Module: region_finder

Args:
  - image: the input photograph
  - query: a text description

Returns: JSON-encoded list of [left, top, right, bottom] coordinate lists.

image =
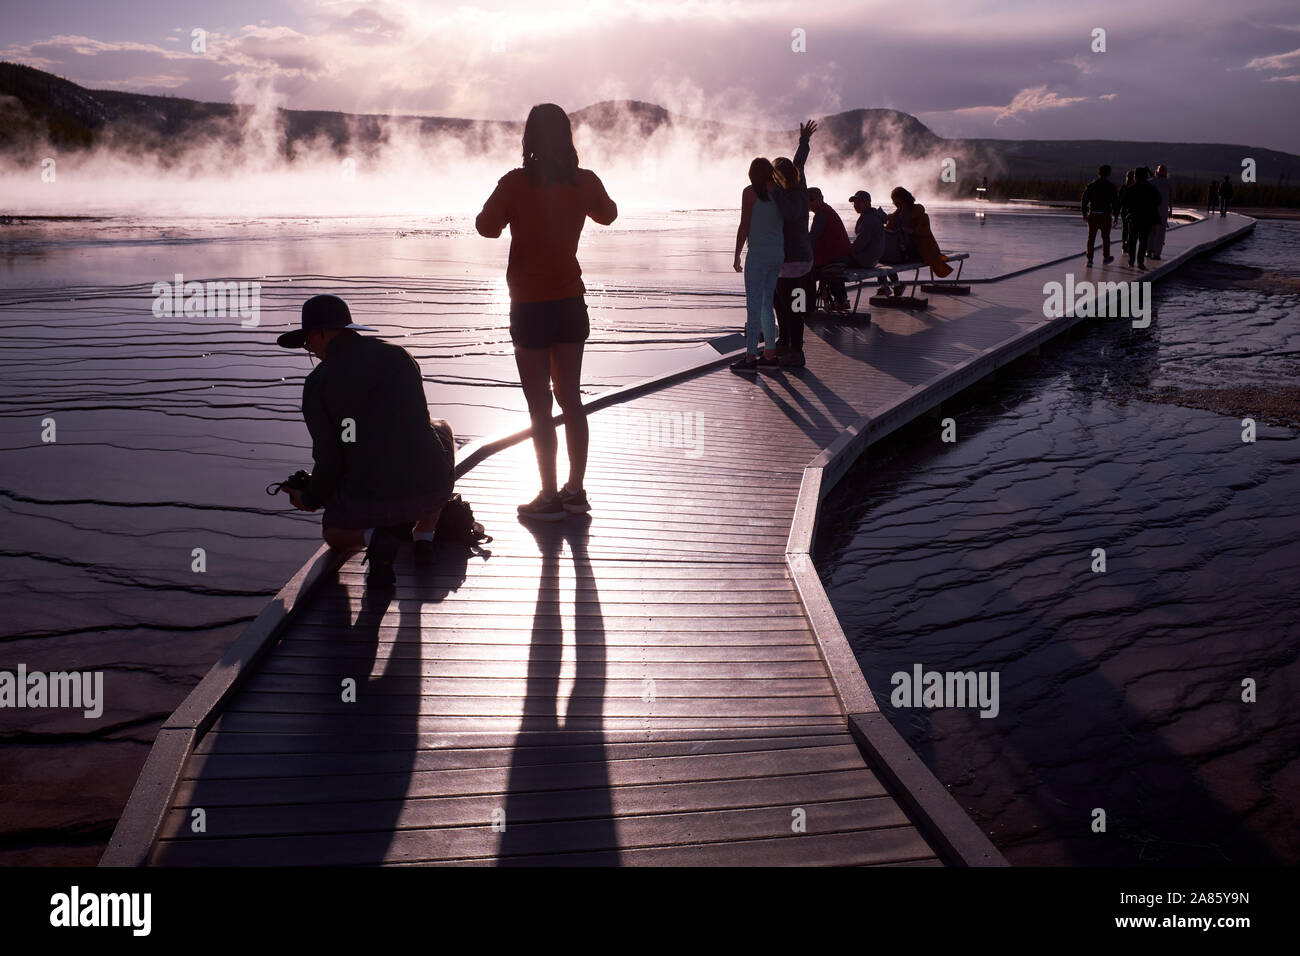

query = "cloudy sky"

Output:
[[4, 0, 1300, 152]]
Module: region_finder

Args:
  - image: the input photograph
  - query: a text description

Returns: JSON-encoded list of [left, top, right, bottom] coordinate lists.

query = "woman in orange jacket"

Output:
[[883, 187, 953, 279]]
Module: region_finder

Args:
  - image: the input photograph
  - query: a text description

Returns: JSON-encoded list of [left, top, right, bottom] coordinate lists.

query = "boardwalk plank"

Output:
[[123, 214, 1249, 867]]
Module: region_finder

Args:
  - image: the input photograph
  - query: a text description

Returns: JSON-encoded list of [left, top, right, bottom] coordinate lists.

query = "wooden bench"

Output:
[[817, 253, 971, 314]]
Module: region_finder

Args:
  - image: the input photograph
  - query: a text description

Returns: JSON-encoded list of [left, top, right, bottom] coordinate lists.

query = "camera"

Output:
[[266, 469, 312, 497]]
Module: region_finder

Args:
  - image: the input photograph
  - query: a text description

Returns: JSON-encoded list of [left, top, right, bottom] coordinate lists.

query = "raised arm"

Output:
[[793, 120, 817, 179]]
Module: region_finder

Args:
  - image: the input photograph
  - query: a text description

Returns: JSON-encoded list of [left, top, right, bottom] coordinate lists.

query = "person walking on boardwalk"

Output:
[[476, 103, 618, 521], [276, 294, 457, 588], [1219, 175, 1234, 217], [1117, 169, 1136, 261], [1126, 167, 1162, 270], [1081, 164, 1119, 266], [1147, 164, 1173, 259], [1207, 179, 1219, 216], [731, 157, 784, 373], [770, 120, 818, 368]]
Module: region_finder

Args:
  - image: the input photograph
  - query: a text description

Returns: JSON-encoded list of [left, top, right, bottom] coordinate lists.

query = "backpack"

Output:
[[435, 494, 492, 553]]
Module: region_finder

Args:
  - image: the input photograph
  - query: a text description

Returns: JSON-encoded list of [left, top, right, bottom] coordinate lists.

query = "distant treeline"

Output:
[[949, 177, 1300, 209]]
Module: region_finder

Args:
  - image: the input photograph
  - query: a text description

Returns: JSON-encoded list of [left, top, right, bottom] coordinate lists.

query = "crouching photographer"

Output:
[[273, 294, 455, 587]]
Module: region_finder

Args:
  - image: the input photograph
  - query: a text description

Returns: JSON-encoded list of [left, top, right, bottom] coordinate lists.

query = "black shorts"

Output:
[[509, 295, 589, 349]]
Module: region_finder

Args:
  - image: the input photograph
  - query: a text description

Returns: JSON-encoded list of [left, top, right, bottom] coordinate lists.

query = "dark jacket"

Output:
[[810, 204, 852, 268], [771, 133, 813, 263], [1081, 177, 1119, 217], [1126, 182, 1162, 226], [851, 207, 888, 267], [1117, 183, 1133, 218], [300, 330, 452, 509]]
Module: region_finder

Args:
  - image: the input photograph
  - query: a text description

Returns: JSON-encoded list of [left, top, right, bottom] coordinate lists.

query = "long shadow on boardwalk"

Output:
[[154, 548, 466, 865], [498, 516, 618, 864]]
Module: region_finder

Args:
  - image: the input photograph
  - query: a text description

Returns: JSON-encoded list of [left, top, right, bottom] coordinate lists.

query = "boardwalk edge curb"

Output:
[[99, 341, 746, 867]]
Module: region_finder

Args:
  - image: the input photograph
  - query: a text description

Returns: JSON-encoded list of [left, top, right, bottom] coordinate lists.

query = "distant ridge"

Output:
[[3, 61, 1299, 193]]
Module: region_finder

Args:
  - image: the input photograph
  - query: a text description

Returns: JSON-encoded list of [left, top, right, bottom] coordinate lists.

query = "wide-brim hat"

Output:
[[276, 294, 376, 348]]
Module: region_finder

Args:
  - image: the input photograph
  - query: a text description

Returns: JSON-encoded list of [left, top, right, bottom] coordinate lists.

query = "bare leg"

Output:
[[415, 418, 455, 531], [515, 345, 558, 496], [549, 341, 588, 491], [323, 527, 365, 551]]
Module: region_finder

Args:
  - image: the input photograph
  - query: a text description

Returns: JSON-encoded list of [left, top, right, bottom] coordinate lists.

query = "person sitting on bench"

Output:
[[848, 189, 900, 296], [808, 187, 853, 311], [882, 186, 953, 283]]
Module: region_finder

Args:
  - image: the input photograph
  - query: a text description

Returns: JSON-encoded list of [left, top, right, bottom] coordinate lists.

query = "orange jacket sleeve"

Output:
[[475, 172, 514, 238]]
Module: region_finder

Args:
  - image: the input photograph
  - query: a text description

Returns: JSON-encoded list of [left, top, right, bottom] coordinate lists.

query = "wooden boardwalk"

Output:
[[103, 211, 1255, 866]]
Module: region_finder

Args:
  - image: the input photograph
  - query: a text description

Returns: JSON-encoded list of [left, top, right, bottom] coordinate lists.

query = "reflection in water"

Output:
[[0, 209, 1264, 862], [815, 222, 1300, 865]]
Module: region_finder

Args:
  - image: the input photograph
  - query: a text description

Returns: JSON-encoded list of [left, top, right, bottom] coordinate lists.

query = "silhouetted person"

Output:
[[1116, 169, 1137, 261], [731, 157, 783, 372], [770, 120, 817, 368], [1147, 164, 1173, 259], [1081, 164, 1119, 266], [883, 186, 953, 280], [848, 189, 897, 294], [1207, 179, 1219, 215], [275, 294, 456, 587], [807, 187, 852, 311], [1127, 167, 1162, 270], [476, 103, 617, 521], [1219, 175, 1233, 217]]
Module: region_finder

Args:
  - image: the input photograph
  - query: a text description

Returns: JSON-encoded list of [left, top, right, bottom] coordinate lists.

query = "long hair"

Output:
[[522, 103, 579, 186], [748, 157, 773, 201], [772, 156, 799, 189], [890, 186, 915, 208]]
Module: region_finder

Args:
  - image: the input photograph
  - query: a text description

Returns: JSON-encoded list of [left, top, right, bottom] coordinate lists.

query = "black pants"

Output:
[[816, 259, 850, 306], [774, 274, 813, 352], [1132, 221, 1153, 265], [1121, 215, 1133, 256], [1086, 213, 1112, 260]]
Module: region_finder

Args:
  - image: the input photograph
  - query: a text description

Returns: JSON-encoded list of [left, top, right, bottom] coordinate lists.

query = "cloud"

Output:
[[993, 86, 1088, 126], [4, 0, 1300, 151], [1244, 46, 1300, 70]]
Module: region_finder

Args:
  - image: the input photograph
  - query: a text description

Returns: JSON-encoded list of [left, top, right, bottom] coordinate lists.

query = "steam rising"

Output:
[[0, 79, 987, 219]]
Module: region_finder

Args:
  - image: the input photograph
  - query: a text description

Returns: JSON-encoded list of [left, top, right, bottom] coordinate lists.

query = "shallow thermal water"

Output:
[[816, 220, 1300, 866], [0, 204, 1220, 864]]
